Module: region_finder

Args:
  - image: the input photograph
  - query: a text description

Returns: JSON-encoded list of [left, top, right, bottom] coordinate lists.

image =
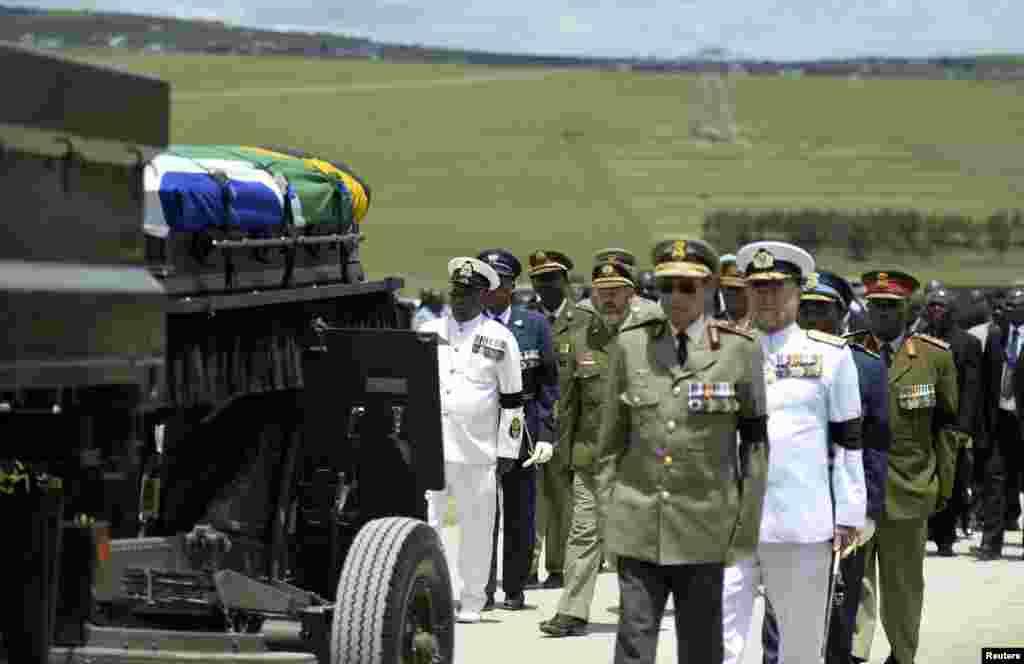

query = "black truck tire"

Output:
[[331, 517, 454, 664]]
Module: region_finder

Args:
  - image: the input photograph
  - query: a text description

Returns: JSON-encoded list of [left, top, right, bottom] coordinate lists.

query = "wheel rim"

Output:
[[402, 560, 452, 664]]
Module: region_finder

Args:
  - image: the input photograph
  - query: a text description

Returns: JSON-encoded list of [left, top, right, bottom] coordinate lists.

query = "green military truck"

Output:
[[0, 43, 453, 664]]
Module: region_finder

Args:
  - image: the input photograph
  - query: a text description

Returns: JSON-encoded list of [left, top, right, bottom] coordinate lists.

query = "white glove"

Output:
[[840, 517, 876, 559], [858, 517, 876, 547], [522, 442, 554, 468]]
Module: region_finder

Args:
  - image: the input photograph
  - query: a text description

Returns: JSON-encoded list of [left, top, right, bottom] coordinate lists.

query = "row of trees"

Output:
[[702, 209, 1024, 261]]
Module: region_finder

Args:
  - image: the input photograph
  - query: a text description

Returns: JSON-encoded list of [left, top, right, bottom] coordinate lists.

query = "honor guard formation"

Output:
[[408, 236, 1016, 664]]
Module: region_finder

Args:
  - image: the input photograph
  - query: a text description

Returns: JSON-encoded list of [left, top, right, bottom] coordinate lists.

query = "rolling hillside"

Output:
[[53, 50, 1024, 286]]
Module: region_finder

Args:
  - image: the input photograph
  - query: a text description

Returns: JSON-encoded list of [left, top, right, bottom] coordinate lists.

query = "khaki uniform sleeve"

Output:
[[595, 338, 629, 495], [557, 327, 581, 458], [934, 348, 960, 504], [737, 339, 768, 450]]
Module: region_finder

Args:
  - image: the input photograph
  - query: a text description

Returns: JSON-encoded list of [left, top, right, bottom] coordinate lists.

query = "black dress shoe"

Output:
[[937, 544, 956, 557], [539, 613, 588, 637], [970, 545, 1001, 561], [482, 596, 495, 612], [541, 573, 565, 589], [502, 593, 526, 610], [523, 574, 542, 589]]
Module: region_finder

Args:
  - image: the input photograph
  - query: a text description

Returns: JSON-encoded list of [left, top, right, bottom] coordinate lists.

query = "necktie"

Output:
[[880, 344, 893, 369], [1003, 325, 1018, 399], [677, 332, 689, 368]]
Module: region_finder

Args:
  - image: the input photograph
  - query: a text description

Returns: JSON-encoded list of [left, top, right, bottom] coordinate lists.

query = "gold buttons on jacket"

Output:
[[667, 420, 676, 432], [664, 456, 673, 465], [661, 490, 670, 499], [673, 385, 682, 396]]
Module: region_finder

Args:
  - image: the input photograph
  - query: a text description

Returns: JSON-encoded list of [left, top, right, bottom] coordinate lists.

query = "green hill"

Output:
[[63, 52, 1024, 286]]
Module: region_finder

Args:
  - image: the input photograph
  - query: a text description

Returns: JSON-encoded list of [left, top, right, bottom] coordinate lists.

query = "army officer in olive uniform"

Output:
[[528, 250, 592, 589], [848, 271, 960, 664], [596, 238, 768, 664], [540, 249, 660, 638]]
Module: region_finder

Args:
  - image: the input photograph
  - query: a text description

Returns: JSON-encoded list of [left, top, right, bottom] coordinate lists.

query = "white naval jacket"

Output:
[[759, 323, 867, 543], [421, 313, 524, 465]]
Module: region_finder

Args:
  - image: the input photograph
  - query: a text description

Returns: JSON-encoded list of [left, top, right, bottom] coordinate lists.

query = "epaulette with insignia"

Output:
[[848, 342, 880, 360], [913, 333, 951, 351], [620, 315, 664, 335], [709, 320, 755, 341], [807, 329, 847, 347]]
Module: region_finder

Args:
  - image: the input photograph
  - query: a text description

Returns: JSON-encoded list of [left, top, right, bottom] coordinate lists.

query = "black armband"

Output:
[[499, 392, 525, 409], [737, 416, 768, 446], [829, 418, 863, 450]]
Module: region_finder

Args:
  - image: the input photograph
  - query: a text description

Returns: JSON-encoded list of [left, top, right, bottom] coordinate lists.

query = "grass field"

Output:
[[77, 51, 1024, 285]]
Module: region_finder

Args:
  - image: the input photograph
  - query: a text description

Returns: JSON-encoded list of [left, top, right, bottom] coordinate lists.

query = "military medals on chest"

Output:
[[767, 353, 823, 380]]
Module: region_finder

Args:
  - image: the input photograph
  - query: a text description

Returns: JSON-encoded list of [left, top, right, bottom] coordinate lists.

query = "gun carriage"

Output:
[[0, 43, 452, 664]]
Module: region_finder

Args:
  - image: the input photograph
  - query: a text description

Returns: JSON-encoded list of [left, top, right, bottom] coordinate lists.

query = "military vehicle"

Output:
[[0, 43, 453, 664]]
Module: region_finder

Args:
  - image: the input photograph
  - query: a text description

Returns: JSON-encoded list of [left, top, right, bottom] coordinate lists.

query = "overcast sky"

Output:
[[17, 0, 1020, 60]]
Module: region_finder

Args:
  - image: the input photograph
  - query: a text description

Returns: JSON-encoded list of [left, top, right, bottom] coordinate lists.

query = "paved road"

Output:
[[442, 526, 1024, 663]]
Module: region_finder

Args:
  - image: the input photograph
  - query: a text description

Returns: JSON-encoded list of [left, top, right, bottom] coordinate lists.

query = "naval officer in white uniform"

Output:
[[422, 256, 527, 624], [722, 241, 866, 664]]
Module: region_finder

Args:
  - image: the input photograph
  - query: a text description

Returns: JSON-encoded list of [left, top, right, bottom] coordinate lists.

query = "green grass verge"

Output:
[[75, 52, 1024, 285]]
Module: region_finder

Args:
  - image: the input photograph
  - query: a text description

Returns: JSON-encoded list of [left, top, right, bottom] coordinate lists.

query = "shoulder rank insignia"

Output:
[[710, 320, 756, 341], [913, 333, 951, 351], [621, 316, 663, 335], [849, 342, 880, 360], [807, 329, 847, 347]]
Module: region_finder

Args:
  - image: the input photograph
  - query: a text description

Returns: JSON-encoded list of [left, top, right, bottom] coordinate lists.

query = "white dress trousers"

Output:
[[428, 461, 497, 614], [723, 542, 831, 664]]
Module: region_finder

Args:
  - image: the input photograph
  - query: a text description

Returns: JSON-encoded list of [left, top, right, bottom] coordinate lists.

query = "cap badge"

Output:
[[877, 272, 889, 288], [752, 249, 775, 270], [601, 264, 616, 276], [671, 240, 688, 260], [457, 261, 475, 281], [805, 272, 819, 290], [488, 253, 500, 264]]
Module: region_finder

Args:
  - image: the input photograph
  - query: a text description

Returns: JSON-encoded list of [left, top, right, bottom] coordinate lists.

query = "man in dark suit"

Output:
[[920, 289, 982, 554], [974, 287, 1024, 559]]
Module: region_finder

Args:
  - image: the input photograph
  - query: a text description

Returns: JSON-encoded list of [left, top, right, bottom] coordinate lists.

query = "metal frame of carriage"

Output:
[[1, 42, 454, 664]]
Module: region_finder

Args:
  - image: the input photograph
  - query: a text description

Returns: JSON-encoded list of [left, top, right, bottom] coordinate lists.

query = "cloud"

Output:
[[14, 0, 1018, 60]]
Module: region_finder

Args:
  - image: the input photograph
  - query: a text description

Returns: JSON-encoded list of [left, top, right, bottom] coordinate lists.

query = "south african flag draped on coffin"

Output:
[[143, 145, 371, 238]]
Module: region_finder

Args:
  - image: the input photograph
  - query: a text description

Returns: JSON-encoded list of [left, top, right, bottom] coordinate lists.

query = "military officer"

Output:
[[848, 270, 960, 664], [723, 242, 865, 664], [527, 250, 592, 589], [762, 270, 893, 664], [421, 257, 527, 624], [476, 249, 560, 611], [596, 238, 768, 664], [717, 253, 753, 328], [539, 249, 660, 638]]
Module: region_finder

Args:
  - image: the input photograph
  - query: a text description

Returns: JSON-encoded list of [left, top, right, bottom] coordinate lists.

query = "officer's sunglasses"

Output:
[[655, 278, 699, 295]]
